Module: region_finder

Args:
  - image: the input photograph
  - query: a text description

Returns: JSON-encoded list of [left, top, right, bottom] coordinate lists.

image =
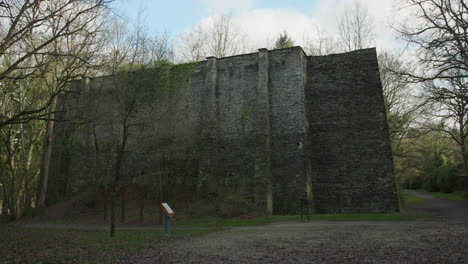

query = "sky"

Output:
[[111, 0, 407, 54]]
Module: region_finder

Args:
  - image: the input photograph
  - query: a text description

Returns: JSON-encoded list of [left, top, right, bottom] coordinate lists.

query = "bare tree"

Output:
[[395, 0, 467, 177], [337, 0, 374, 51], [303, 26, 342, 56], [178, 24, 207, 62], [422, 76, 467, 177], [177, 13, 246, 61], [378, 51, 422, 178], [98, 15, 175, 236], [395, 0, 467, 82], [206, 13, 245, 58], [148, 31, 174, 63], [0, 0, 111, 128], [379, 51, 415, 147]]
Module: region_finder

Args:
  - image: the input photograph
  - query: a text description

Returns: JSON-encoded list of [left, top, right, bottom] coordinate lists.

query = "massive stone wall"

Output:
[[305, 48, 399, 213], [47, 47, 399, 214]]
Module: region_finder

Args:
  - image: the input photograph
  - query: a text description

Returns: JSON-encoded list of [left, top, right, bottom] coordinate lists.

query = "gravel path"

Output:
[[126, 191, 468, 264], [405, 189, 468, 219]]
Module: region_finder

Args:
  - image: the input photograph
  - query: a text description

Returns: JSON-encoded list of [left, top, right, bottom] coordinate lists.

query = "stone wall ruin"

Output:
[[47, 47, 400, 214]]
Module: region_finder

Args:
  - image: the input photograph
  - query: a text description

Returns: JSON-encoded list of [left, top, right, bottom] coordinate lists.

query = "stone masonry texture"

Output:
[[47, 47, 399, 214]]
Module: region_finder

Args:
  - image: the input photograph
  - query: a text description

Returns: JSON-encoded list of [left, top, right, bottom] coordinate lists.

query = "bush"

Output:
[[402, 176, 424, 190], [422, 164, 458, 193]]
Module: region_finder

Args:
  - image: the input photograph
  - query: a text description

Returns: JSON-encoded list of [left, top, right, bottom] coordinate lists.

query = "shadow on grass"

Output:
[[0, 226, 218, 264]]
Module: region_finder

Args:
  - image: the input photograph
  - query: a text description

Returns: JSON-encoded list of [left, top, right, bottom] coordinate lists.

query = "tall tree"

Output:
[[98, 15, 175, 237], [337, 0, 374, 51], [378, 51, 420, 177], [206, 13, 245, 58], [0, 0, 111, 215], [422, 76, 467, 178], [273, 32, 294, 50], [303, 26, 342, 56], [178, 24, 207, 62], [0, 0, 111, 128]]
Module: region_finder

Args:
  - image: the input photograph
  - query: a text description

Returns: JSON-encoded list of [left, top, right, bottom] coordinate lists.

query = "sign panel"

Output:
[[161, 203, 175, 217]]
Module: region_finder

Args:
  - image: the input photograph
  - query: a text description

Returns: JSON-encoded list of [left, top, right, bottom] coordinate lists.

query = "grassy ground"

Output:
[[417, 189, 468, 201], [0, 225, 218, 264], [402, 190, 425, 203], [172, 213, 426, 227]]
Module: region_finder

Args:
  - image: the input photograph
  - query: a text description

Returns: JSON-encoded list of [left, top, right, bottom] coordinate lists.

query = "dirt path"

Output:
[[124, 190, 468, 264], [405, 190, 468, 219]]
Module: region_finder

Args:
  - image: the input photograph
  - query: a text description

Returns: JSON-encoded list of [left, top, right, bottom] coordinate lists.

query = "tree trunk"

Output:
[[20, 126, 35, 216], [159, 189, 163, 225], [37, 96, 58, 208], [110, 191, 116, 237], [458, 117, 467, 178], [1, 188, 8, 220], [109, 121, 128, 237], [121, 188, 126, 224], [103, 188, 108, 222], [139, 190, 145, 224], [461, 140, 468, 178], [13, 193, 22, 219]]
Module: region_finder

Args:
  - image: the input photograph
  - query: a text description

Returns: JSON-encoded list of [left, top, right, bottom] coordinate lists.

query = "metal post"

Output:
[[163, 214, 170, 235]]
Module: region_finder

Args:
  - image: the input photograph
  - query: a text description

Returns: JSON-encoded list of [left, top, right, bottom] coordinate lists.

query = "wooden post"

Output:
[[121, 188, 126, 224]]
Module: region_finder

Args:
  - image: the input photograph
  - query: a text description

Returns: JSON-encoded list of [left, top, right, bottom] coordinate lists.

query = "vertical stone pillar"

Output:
[[202, 56, 218, 138], [198, 57, 218, 186], [256, 48, 273, 214], [269, 47, 309, 214]]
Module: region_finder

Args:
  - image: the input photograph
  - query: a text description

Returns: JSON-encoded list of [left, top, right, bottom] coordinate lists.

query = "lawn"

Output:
[[402, 190, 425, 203], [0, 226, 218, 264]]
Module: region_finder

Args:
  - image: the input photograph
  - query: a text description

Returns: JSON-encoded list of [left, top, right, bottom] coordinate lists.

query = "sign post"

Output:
[[160, 202, 175, 235]]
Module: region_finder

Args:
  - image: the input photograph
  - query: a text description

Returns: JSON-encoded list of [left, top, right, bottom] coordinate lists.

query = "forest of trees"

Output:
[[0, 0, 466, 234]]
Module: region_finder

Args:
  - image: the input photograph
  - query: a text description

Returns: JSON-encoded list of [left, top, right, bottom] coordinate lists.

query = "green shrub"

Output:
[[422, 164, 458, 193]]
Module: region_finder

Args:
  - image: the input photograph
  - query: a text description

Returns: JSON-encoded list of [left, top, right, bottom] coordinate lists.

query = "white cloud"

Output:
[[185, 0, 409, 55], [233, 8, 319, 49]]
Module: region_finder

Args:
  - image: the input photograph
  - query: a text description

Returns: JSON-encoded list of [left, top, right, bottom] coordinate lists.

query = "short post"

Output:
[[163, 214, 170, 234], [160, 202, 175, 235]]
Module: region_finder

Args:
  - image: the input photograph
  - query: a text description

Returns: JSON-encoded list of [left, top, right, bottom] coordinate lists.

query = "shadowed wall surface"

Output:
[[47, 47, 399, 214]]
